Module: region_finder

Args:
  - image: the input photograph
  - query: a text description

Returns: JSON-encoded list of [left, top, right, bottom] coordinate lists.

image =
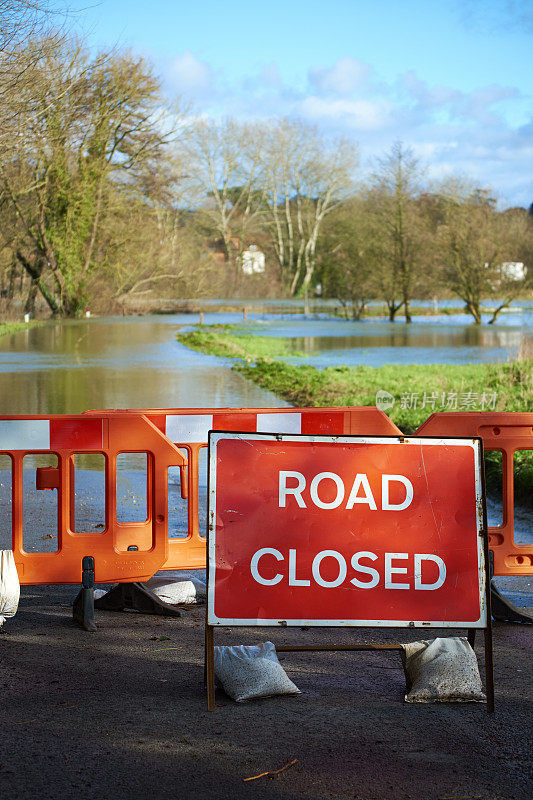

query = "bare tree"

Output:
[[100, 153, 213, 307], [370, 142, 424, 322], [437, 184, 530, 324], [1, 1, 48, 56], [262, 120, 358, 299], [0, 2, 67, 98], [187, 119, 265, 273], [318, 195, 379, 320]]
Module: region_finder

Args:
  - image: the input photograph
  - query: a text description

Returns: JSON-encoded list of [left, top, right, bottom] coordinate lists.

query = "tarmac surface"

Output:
[[0, 586, 531, 800]]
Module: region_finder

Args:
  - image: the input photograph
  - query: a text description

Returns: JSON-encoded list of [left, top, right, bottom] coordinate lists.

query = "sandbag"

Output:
[[0, 550, 20, 626], [92, 574, 206, 606], [213, 642, 301, 702], [401, 637, 486, 703], [145, 576, 201, 605]]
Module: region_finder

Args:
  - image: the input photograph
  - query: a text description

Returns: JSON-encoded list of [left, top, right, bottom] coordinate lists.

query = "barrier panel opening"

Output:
[[72, 453, 106, 533], [116, 452, 148, 524], [513, 450, 532, 546], [485, 450, 504, 528], [198, 446, 208, 539], [23, 453, 59, 553], [168, 459, 189, 539], [0, 454, 12, 549]]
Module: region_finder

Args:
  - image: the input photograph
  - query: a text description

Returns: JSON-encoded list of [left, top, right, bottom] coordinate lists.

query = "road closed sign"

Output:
[[207, 434, 487, 628]]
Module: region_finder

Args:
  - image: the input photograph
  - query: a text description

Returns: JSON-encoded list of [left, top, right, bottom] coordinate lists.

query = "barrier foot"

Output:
[[72, 556, 97, 632], [490, 580, 533, 624], [94, 582, 182, 617]]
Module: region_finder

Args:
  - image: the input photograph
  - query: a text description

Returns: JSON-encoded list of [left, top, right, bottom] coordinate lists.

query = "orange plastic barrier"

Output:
[[415, 412, 533, 576], [87, 407, 401, 570], [0, 414, 186, 584], [6, 406, 530, 581]]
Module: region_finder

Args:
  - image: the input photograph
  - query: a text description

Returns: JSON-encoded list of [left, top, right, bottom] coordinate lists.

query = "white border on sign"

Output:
[[207, 433, 487, 629]]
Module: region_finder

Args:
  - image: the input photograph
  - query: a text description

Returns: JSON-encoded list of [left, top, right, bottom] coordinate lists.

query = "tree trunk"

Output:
[[387, 300, 403, 321], [24, 282, 38, 315], [17, 251, 62, 316], [466, 299, 482, 324], [8, 260, 18, 299], [488, 302, 509, 324], [351, 299, 366, 321]]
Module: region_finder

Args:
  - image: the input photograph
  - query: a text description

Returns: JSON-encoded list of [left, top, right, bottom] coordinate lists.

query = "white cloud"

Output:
[[308, 56, 372, 95], [299, 96, 387, 130], [398, 71, 460, 109], [452, 84, 520, 125], [160, 52, 531, 207], [168, 51, 214, 94]]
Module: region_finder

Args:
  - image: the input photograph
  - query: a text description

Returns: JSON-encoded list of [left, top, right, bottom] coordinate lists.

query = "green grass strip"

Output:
[[178, 324, 533, 504], [0, 321, 41, 338], [177, 324, 306, 360]]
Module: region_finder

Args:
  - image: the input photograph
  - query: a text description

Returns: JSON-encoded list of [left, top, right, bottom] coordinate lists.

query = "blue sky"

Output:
[[74, 0, 532, 208]]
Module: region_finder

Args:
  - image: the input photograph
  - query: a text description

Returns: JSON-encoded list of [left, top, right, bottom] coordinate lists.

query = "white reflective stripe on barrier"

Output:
[[165, 415, 214, 443], [0, 420, 50, 450], [256, 413, 301, 434]]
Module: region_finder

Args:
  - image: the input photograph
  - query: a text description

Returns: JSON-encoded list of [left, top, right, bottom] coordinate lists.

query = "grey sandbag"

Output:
[[213, 642, 301, 702], [401, 637, 486, 703]]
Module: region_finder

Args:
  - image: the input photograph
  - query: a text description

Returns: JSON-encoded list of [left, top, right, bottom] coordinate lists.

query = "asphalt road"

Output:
[[0, 586, 531, 800]]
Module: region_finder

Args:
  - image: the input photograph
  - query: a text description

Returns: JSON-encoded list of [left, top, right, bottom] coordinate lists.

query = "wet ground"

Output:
[[0, 586, 531, 800]]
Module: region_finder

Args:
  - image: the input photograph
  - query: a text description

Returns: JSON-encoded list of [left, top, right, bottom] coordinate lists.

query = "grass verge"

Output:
[[177, 324, 533, 505], [0, 321, 40, 338], [177, 324, 306, 359]]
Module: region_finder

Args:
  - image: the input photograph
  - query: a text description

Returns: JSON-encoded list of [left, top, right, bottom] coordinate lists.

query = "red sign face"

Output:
[[207, 435, 486, 628]]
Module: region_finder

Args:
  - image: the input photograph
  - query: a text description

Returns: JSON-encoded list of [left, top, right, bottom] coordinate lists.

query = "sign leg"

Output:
[[205, 624, 215, 711], [484, 624, 495, 713]]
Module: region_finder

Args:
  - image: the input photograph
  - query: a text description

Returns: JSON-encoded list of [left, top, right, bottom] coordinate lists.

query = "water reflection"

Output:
[[1, 312, 531, 410], [292, 327, 526, 351], [244, 315, 532, 366], [0, 315, 289, 414]]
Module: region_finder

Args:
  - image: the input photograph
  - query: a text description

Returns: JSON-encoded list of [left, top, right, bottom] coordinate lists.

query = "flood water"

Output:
[[0, 314, 289, 414], [0, 311, 530, 607], [239, 311, 532, 367], [0, 311, 531, 414]]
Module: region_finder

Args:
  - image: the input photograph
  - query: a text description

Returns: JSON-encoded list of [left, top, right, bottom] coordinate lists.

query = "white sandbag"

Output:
[[401, 637, 486, 703], [171, 572, 206, 598], [214, 642, 301, 702], [145, 576, 198, 605], [0, 550, 20, 626]]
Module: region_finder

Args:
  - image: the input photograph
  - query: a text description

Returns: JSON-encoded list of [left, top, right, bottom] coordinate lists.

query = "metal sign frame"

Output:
[[205, 432, 494, 712]]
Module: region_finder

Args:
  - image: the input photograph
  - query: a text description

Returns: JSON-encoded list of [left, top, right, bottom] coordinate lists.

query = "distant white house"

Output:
[[485, 261, 527, 286], [241, 245, 265, 275], [500, 262, 527, 282]]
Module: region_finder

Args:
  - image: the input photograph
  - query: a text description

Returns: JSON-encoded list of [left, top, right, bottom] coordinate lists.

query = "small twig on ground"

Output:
[[242, 758, 298, 782]]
